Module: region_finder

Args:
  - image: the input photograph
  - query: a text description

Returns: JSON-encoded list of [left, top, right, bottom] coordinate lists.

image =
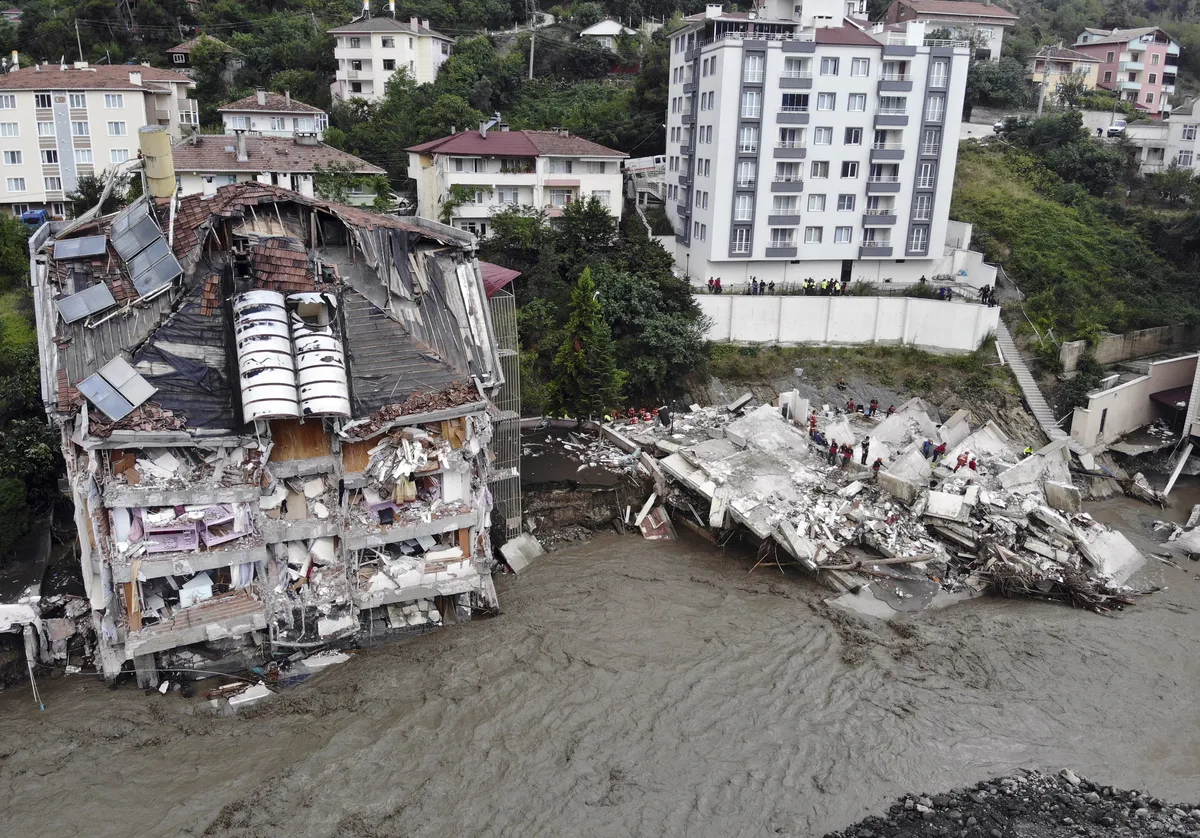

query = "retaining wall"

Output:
[[1060, 324, 1200, 372]]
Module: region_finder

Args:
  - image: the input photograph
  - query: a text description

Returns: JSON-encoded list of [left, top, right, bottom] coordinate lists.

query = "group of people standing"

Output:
[[977, 285, 999, 307], [808, 410, 885, 479]]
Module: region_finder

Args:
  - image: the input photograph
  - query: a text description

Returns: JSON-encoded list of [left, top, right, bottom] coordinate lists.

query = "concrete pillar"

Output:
[[133, 654, 159, 690]]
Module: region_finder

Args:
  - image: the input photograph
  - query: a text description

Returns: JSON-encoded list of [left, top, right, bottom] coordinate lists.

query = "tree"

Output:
[[1054, 70, 1090, 110], [557, 196, 618, 271], [966, 57, 1029, 111], [547, 268, 624, 418], [65, 170, 127, 217], [571, 2, 606, 27], [0, 477, 30, 557], [312, 162, 392, 208], [0, 215, 28, 293], [1145, 162, 1197, 206]]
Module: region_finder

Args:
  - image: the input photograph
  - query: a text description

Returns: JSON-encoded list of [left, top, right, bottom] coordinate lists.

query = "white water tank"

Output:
[[289, 293, 351, 418], [233, 290, 300, 421]]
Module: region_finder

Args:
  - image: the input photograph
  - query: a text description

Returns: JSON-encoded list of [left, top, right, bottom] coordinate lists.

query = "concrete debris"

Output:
[[500, 533, 545, 574], [611, 393, 1151, 616]]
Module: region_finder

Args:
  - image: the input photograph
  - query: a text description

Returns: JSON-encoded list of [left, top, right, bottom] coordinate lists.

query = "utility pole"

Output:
[[1036, 65, 1049, 116], [527, 0, 536, 79], [74, 20, 84, 63]]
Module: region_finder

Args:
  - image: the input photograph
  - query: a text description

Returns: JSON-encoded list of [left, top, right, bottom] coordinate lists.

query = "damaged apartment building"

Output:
[[28, 180, 513, 685]]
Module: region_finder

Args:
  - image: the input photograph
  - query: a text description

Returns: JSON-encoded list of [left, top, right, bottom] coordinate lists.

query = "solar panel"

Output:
[[99, 357, 157, 406], [111, 214, 162, 260], [131, 251, 183, 298], [55, 283, 117, 324], [127, 236, 171, 278], [53, 235, 108, 260], [78, 374, 136, 421], [109, 196, 149, 238]]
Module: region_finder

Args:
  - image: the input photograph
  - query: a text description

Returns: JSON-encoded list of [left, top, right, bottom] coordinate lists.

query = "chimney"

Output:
[[285, 90, 291, 107], [422, 18, 429, 29], [479, 121, 489, 138], [410, 16, 419, 32], [234, 129, 249, 162], [129, 70, 142, 86], [9, 50, 16, 68], [256, 88, 266, 105], [202, 176, 217, 199], [450, 125, 455, 134]]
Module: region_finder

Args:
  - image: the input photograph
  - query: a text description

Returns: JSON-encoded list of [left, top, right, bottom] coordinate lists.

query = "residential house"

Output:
[[28, 181, 508, 686], [1, 8, 22, 26], [1121, 98, 1200, 174], [165, 35, 243, 84], [1025, 44, 1100, 103], [884, 0, 1018, 60], [329, 15, 453, 102], [664, 3, 970, 287], [1073, 26, 1180, 117], [218, 90, 329, 140], [170, 132, 385, 204], [0, 62, 197, 218], [580, 19, 637, 51], [406, 123, 627, 239]]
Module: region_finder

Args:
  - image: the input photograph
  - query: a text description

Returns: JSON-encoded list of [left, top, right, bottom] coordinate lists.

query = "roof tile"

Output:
[[0, 63, 193, 91], [170, 135, 384, 175], [218, 92, 324, 115], [407, 128, 626, 158]]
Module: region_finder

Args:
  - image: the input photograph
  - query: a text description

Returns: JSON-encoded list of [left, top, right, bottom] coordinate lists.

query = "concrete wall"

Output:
[[698, 295, 998, 353], [1069, 354, 1198, 447], [1059, 323, 1200, 372]]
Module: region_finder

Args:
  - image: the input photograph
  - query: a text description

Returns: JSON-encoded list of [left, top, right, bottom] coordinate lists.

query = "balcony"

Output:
[[859, 241, 894, 257], [1164, 84, 1176, 95], [738, 142, 759, 154], [924, 109, 945, 123], [1119, 79, 1142, 91], [768, 213, 801, 225], [916, 177, 936, 189], [874, 110, 908, 127], [681, 110, 695, 124], [869, 143, 904, 161], [774, 142, 807, 159], [765, 246, 799, 257], [683, 81, 694, 93], [678, 170, 692, 185], [676, 204, 690, 218], [1120, 60, 1143, 72], [778, 107, 809, 124], [780, 72, 813, 89], [740, 108, 762, 120], [919, 143, 941, 156], [866, 176, 902, 194], [743, 71, 764, 84], [770, 177, 805, 192], [878, 74, 913, 93], [928, 73, 949, 89], [862, 211, 896, 225], [347, 69, 360, 79]]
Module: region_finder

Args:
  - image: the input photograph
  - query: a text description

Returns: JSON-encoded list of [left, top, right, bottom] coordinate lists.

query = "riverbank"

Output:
[[1, 532, 1196, 838]]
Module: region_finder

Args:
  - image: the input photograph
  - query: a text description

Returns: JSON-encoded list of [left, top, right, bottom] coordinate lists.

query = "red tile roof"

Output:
[[171, 135, 384, 174], [407, 129, 626, 158], [166, 35, 235, 55], [0, 63, 194, 91], [251, 238, 315, 293], [217, 92, 325, 115], [897, 0, 1018, 20], [814, 26, 883, 46]]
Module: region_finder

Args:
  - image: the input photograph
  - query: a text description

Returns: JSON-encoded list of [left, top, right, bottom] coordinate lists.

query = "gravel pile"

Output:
[[823, 770, 1200, 838]]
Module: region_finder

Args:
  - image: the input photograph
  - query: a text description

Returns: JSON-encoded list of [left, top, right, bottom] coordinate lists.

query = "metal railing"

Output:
[[776, 140, 805, 148], [773, 175, 802, 182], [923, 37, 971, 47], [916, 177, 935, 188], [781, 105, 809, 113], [871, 141, 903, 149], [925, 110, 945, 122], [743, 71, 764, 83], [735, 177, 757, 187], [734, 211, 753, 221], [875, 107, 907, 115], [704, 30, 815, 45], [861, 238, 892, 248], [741, 108, 762, 119], [879, 73, 912, 81], [770, 238, 797, 248], [738, 142, 758, 153], [867, 175, 900, 183], [782, 69, 812, 78], [920, 144, 941, 155], [864, 207, 895, 215]]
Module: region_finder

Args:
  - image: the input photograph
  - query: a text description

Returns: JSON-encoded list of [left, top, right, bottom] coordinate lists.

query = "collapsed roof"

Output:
[[32, 182, 502, 441]]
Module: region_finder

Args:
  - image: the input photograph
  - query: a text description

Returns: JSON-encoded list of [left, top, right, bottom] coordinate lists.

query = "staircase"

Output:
[[995, 320, 1069, 442]]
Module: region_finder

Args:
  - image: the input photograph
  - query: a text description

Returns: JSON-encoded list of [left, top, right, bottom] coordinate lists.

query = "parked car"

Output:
[[20, 209, 49, 233], [993, 115, 1019, 134], [1107, 119, 1128, 137]]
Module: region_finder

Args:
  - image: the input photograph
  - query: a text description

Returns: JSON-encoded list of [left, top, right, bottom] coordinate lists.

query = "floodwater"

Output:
[[2, 518, 1199, 837]]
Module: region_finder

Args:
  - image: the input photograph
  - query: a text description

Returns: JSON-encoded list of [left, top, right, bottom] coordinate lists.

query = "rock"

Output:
[[969, 792, 987, 804], [919, 797, 933, 808], [1061, 768, 1082, 786], [1100, 816, 1116, 827], [1138, 808, 1152, 818], [990, 829, 1003, 838], [1085, 792, 1101, 804], [916, 804, 931, 814]]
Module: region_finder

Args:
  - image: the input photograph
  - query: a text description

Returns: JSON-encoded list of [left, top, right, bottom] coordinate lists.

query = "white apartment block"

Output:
[[407, 126, 627, 239], [329, 15, 452, 102], [218, 90, 329, 139], [0, 62, 197, 218], [665, 2, 969, 287], [1123, 98, 1200, 174]]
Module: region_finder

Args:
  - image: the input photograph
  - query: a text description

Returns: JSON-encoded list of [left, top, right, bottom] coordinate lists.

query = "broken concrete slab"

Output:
[[1072, 522, 1145, 586], [500, 533, 545, 574], [227, 682, 274, 710], [939, 409, 972, 448], [923, 491, 970, 524], [1044, 481, 1082, 514], [878, 471, 919, 505], [726, 393, 753, 413]]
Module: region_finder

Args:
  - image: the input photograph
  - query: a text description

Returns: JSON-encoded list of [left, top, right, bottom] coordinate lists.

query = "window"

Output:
[[0, 123, 15, 137], [1149, 73, 1157, 84], [772, 196, 797, 213], [817, 93, 836, 111], [75, 149, 92, 164], [0, 95, 15, 109], [383, 59, 396, 71], [1128, 72, 1136, 83], [51, 203, 64, 217], [784, 58, 810, 78], [878, 96, 906, 114], [770, 228, 796, 247], [1106, 50, 1115, 62], [70, 93, 88, 109], [549, 188, 573, 207], [778, 128, 802, 148], [34, 93, 51, 108], [848, 93, 866, 112], [776, 162, 801, 182], [921, 127, 941, 155], [592, 190, 611, 208], [782, 93, 809, 112], [9, 204, 27, 215], [1184, 125, 1198, 140], [71, 121, 89, 137], [820, 57, 839, 76], [350, 83, 362, 93], [739, 125, 758, 153], [585, 161, 606, 174], [41, 150, 58, 164], [349, 37, 361, 48], [1180, 151, 1194, 166], [703, 159, 711, 176], [804, 226, 823, 243], [834, 226, 853, 243], [497, 187, 519, 205], [173, 53, 187, 64], [810, 161, 829, 179], [103, 93, 124, 108], [743, 54, 764, 83], [735, 194, 754, 221], [549, 159, 573, 174], [731, 227, 751, 253], [917, 162, 935, 188], [1147, 92, 1154, 104], [269, 117, 286, 131], [741, 91, 761, 118], [110, 149, 129, 163], [351, 60, 363, 71], [381, 37, 395, 47], [6, 177, 25, 192], [230, 116, 250, 130], [908, 226, 928, 252], [736, 160, 756, 186], [851, 58, 870, 77], [814, 127, 832, 145], [1152, 53, 1160, 65], [913, 194, 932, 220], [44, 176, 61, 191], [1103, 71, 1113, 83], [409, 38, 415, 48], [837, 194, 855, 211], [1, 150, 18, 165], [841, 161, 858, 178], [844, 127, 862, 145], [930, 59, 948, 87], [924, 95, 944, 122], [692, 221, 707, 240], [807, 194, 826, 211]]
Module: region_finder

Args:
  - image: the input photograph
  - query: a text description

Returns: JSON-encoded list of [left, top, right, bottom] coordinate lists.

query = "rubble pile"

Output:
[[522, 431, 643, 475], [342, 382, 481, 438], [88, 402, 188, 438], [613, 394, 1151, 615], [107, 445, 265, 492], [822, 770, 1200, 838]]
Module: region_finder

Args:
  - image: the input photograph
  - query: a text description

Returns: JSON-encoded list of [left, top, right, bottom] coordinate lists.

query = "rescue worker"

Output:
[[968, 457, 978, 472], [828, 440, 839, 466], [886, 404, 896, 416], [751, 278, 759, 295], [871, 457, 883, 479], [809, 411, 818, 432], [1022, 446, 1034, 458], [954, 452, 969, 472], [868, 398, 879, 417], [921, 439, 934, 459], [707, 277, 715, 294], [860, 438, 870, 465], [767, 281, 776, 294], [841, 444, 853, 467], [932, 442, 947, 465], [846, 398, 856, 413]]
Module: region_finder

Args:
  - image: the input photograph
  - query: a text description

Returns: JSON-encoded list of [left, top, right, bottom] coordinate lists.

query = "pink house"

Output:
[[1073, 26, 1180, 118]]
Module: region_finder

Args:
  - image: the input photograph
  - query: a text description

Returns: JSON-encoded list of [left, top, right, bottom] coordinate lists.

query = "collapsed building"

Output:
[[27, 182, 513, 686]]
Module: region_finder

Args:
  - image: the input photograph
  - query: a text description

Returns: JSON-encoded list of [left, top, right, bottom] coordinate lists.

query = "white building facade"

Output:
[[1123, 98, 1200, 174], [218, 91, 329, 139], [329, 16, 453, 102], [665, 3, 968, 287], [407, 127, 626, 238], [0, 62, 197, 218]]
